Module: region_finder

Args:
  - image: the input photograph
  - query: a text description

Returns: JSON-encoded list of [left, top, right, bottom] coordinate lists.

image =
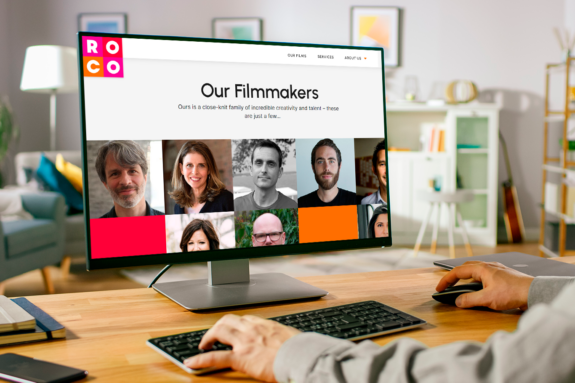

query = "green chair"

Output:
[[0, 192, 66, 295]]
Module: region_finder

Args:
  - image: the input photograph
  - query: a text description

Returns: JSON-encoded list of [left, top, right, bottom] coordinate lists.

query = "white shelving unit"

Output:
[[386, 102, 500, 247]]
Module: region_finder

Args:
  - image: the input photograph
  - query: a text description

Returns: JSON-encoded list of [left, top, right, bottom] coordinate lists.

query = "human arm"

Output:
[[185, 263, 575, 382], [185, 279, 575, 382], [435, 261, 575, 310], [435, 261, 534, 310], [275, 279, 575, 383], [528, 276, 575, 307], [185, 314, 300, 382]]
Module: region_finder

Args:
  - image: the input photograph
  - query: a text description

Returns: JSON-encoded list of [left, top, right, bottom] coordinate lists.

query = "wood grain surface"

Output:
[[3, 256, 574, 382]]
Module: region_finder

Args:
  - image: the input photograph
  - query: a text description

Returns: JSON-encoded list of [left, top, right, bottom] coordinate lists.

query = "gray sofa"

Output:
[[14, 151, 86, 278], [0, 192, 66, 294]]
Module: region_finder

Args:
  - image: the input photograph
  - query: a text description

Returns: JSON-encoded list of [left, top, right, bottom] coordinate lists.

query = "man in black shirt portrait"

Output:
[[298, 138, 358, 207]]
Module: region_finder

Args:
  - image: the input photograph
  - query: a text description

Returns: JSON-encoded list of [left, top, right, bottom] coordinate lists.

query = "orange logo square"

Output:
[[83, 57, 104, 77]]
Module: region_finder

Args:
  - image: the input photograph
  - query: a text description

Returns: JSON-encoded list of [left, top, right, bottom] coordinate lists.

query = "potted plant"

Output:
[[0, 97, 19, 187]]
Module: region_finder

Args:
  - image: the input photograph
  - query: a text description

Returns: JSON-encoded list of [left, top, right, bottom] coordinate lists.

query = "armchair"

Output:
[[0, 192, 66, 294], [14, 151, 85, 279]]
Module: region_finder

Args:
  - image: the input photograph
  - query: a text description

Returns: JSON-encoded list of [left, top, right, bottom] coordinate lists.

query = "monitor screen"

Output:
[[78, 33, 390, 270]]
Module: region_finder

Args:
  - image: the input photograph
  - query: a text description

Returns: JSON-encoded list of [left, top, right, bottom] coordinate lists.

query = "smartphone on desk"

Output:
[[0, 353, 88, 383]]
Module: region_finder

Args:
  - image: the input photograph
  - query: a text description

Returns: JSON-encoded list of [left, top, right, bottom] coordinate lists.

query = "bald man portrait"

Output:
[[251, 213, 286, 247]]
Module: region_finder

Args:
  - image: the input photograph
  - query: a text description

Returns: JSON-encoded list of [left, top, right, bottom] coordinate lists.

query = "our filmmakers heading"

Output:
[[201, 83, 319, 100]]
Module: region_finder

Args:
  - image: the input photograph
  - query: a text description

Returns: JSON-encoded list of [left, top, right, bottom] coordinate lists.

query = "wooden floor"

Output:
[[2, 242, 540, 298]]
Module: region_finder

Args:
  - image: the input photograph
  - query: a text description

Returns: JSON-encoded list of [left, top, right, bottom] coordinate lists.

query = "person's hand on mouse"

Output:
[[436, 261, 534, 310], [184, 314, 300, 382]]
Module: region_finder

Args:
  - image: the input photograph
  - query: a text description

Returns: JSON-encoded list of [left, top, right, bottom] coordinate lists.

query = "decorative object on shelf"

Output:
[[78, 13, 127, 33], [457, 144, 482, 149], [456, 169, 463, 189], [212, 18, 263, 41], [559, 139, 575, 150], [427, 81, 447, 106], [403, 75, 419, 101], [553, 27, 575, 63], [499, 132, 525, 243], [569, 86, 575, 104], [350, 6, 401, 67], [445, 80, 478, 104], [433, 176, 442, 192], [0, 97, 19, 188], [20, 46, 78, 151]]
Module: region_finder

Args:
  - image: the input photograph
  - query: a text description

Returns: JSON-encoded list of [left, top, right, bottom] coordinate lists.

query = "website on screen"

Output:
[[80, 36, 388, 259]]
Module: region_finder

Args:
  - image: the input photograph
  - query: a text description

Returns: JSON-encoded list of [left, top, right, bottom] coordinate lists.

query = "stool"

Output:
[[413, 190, 474, 259]]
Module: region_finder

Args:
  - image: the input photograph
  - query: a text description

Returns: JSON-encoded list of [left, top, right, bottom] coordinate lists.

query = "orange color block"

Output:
[[299, 205, 358, 244], [83, 57, 104, 77]]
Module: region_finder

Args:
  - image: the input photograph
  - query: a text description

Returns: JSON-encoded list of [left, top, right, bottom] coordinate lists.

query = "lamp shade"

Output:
[[20, 45, 78, 94]]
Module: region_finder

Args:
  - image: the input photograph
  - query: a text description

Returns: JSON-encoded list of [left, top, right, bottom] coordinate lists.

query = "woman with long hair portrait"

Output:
[[368, 205, 389, 238], [179, 219, 220, 252], [169, 141, 234, 214]]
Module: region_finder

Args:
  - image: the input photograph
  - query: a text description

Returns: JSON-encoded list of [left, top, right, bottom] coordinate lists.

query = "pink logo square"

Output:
[[103, 37, 123, 58], [104, 58, 124, 77], [82, 36, 102, 57]]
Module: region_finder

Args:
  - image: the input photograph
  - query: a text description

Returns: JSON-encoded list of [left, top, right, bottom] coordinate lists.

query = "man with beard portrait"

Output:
[[95, 140, 164, 218], [298, 138, 358, 207]]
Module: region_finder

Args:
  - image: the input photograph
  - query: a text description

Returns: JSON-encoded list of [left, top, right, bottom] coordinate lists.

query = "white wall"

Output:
[[0, 0, 565, 231]]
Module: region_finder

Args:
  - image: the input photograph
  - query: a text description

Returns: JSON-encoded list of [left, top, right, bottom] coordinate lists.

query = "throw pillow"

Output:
[[23, 167, 54, 191], [36, 154, 83, 212], [55, 153, 83, 194]]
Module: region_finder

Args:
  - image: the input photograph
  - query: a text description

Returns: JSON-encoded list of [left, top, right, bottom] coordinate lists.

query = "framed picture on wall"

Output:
[[212, 18, 263, 41], [350, 7, 401, 67], [78, 13, 128, 34]]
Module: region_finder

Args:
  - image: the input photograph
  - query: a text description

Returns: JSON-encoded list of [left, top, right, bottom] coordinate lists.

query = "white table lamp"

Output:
[[20, 45, 78, 151]]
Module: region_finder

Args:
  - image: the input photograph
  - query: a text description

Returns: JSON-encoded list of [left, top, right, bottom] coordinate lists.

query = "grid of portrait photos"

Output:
[[86, 138, 388, 259]]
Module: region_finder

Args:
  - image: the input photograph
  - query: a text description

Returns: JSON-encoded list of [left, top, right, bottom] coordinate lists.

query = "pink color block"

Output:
[[90, 216, 167, 259], [103, 58, 124, 78], [82, 36, 102, 57], [103, 37, 123, 58]]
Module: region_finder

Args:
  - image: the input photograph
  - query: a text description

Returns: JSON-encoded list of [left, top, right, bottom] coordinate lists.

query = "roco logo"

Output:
[[82, 36, 124, 78]]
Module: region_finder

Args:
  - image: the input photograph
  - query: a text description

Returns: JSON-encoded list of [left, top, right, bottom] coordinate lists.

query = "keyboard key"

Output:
[[340, 314, 360, 323], [167, 344, 190, 353], [337, 322, 366, 331], [376, 321, 401, 331], [319, 311, 340, 318], [176, 349, 202, 359]]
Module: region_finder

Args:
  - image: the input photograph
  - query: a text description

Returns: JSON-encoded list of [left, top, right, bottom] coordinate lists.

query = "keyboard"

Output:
[[147, 300, 426, 374]]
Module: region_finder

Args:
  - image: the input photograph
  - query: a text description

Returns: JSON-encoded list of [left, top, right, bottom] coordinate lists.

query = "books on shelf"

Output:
[[421, 123, 446, 152], [545, 183, 575, 218], [0, 297, 66, 346], [0, 296, 35, 333]]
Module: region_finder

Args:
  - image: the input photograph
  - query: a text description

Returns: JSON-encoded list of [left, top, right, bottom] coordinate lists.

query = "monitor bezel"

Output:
[[77, 31, 391, 271]]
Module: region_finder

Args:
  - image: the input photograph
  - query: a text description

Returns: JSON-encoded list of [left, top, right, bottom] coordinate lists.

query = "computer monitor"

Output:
[[78, 32, 389, 310]]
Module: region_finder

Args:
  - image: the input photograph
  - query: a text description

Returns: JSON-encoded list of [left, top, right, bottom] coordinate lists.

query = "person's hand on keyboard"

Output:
[[436, 261, 534, 310], [183, 314, 301, 382]]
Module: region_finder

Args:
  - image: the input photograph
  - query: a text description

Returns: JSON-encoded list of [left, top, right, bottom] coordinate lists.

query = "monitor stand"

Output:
[[152, 259, 328, 311]]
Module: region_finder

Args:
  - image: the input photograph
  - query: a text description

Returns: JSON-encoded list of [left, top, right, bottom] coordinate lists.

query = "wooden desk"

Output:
[[3, 257, 575, 382]]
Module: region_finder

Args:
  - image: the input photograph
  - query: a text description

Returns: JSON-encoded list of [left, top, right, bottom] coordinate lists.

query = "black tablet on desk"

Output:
[[433, 252, 575, 277], [0, 353, 87, 383]]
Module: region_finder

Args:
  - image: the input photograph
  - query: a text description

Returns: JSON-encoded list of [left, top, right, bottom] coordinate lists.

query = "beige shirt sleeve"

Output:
[[274, 277, 575, 383]]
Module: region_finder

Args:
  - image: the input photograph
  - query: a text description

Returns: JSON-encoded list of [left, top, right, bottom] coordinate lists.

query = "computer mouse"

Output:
[[432, 282, 483, 306]]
